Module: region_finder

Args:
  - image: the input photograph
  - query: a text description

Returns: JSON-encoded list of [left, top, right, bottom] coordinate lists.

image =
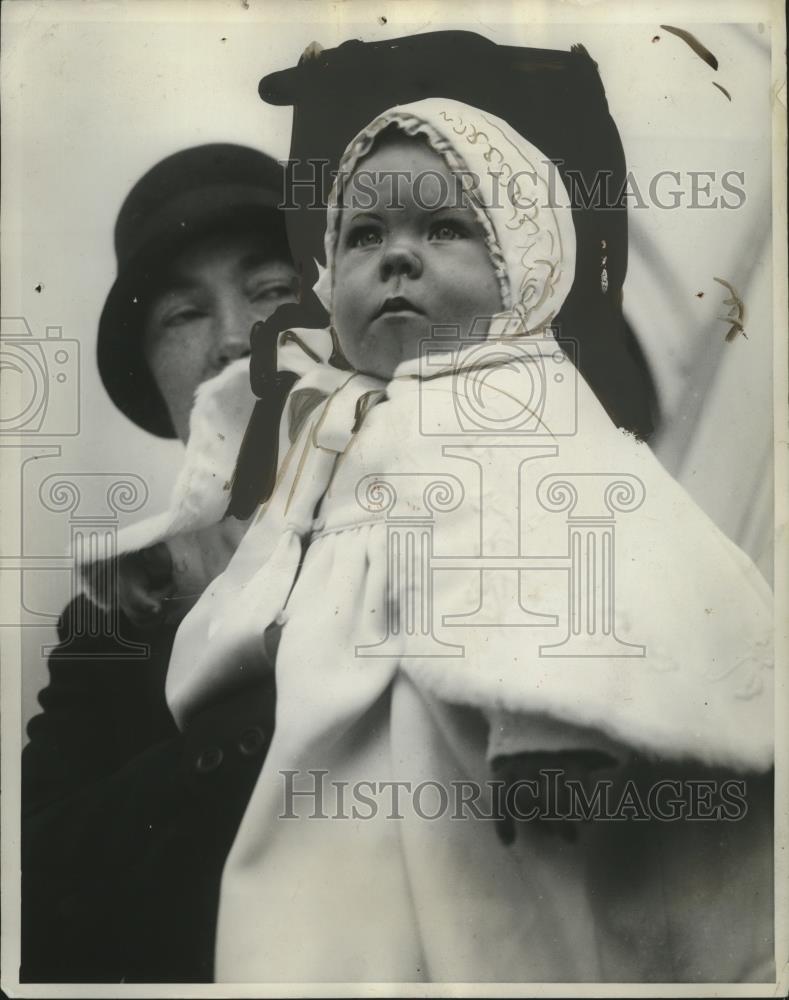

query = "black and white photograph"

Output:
[[1, 0, 786, 994]]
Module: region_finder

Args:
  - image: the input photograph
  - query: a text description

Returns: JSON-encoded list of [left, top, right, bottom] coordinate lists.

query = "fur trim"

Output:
[[79, 358, 255, 568]]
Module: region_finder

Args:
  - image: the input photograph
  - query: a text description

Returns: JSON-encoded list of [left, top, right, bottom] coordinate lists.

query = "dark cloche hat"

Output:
[[97, 143, 288, 437], [228, 30, 658, 517]]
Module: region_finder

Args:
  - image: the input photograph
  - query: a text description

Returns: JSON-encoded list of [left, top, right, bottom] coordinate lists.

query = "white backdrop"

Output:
[[1, 0, 777, 730]]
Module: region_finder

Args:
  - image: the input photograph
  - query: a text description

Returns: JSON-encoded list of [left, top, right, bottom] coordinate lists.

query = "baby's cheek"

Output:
[[334, 314, 367, 366], [453, 285, 501, 336], [332, 269, 366, 326]]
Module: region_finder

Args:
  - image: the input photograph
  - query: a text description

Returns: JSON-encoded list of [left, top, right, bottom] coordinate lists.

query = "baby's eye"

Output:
[[429, 220, 467, 241], [347, 226, 382, 249]]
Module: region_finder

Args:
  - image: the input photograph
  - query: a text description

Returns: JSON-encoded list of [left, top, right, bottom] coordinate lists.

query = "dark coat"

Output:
[[21, 594, 275, 983]]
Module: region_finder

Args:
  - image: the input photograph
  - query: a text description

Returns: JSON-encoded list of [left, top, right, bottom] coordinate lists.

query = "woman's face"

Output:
[[143, 230, 299, 442], [332, 136, 503, 379]]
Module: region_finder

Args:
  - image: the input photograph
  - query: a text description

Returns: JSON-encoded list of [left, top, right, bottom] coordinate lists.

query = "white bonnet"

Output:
[[314, 97, 576, 336]]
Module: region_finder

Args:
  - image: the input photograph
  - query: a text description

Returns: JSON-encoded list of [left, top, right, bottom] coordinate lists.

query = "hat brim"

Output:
[[98, 191, 286, 438]]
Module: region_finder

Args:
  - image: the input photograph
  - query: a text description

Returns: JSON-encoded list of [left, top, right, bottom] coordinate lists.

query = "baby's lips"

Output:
[[374, 295, 424, 318]]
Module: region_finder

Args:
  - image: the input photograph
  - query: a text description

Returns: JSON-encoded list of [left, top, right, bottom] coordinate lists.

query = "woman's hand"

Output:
[[111, 518, 251, 631], [116, 544, 175, 628]]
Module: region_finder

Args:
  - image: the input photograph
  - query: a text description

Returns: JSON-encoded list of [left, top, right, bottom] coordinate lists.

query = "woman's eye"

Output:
[[348, 226, 382, 249], [429, 221, 465, 241], [250, 283, 298, 303], [162, 307, 205, 328]]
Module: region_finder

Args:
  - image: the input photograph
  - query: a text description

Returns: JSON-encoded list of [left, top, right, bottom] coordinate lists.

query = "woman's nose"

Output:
[[379, 241, 423, 282], [213, 299, 254, 368]]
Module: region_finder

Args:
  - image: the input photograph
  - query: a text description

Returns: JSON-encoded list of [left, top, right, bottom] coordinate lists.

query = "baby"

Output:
[[166, 100, 773, 982]]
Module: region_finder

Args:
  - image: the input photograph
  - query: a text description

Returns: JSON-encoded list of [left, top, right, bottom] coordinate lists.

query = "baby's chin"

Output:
[[343, 324, 428, 379]]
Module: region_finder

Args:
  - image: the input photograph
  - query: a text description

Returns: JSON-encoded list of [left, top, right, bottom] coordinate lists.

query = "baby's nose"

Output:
[[379, 242, 423, 281]]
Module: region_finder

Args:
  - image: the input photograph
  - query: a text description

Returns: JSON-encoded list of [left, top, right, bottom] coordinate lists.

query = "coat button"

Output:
[[195, 747, 224, 773], [238, 726, 267, 756]]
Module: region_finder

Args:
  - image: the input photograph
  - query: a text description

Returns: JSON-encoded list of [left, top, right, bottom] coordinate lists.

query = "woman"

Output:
[[21, 143, 298, 983]]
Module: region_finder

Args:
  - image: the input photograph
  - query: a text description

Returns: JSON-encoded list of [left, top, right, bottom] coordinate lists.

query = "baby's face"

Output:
[[332, 136, 503, 379]]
